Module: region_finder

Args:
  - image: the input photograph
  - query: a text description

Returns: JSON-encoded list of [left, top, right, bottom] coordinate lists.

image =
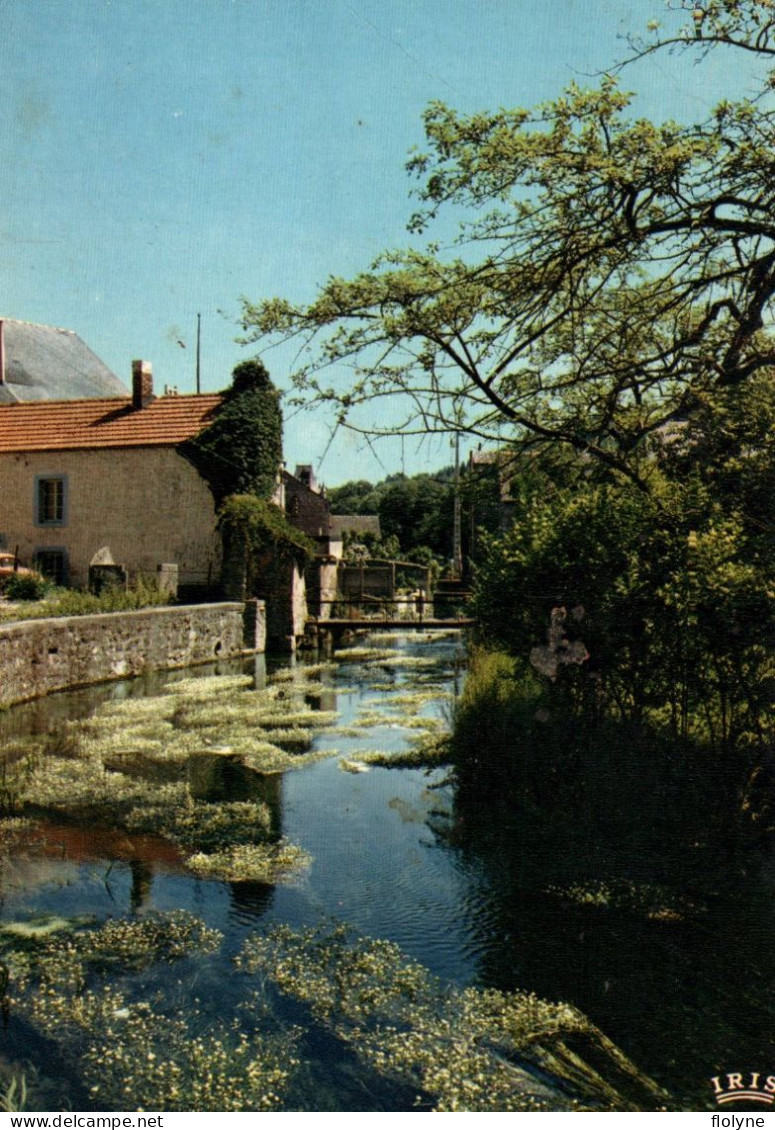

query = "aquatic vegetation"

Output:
[[546, 880, 706, 921], [334, 647, 398, 662], [348, 710, 442, 734], [238, 742, 331, 773], [338, 759, 371, 774], [356, 733, 450, 770], [364, 632, 411, 644], [349, 711, 394, 730], [165, 674, 255, 697], [83, 1007, 298, 1111], [0, 636, 487, 1109], [385, 691, 454, 708], [126, 800, 272, 852], [82, 913, 222, 966], [0, 818, 35, 850], [7, 912, 297, 1111], [9, 913, 221, 977], [237, 923, 665, 1112], [268, 662, 337, 683], [1, 914, 95, 943], [186, 841, 311, 884], [375, 656, 442, 670], [4, 671, 327, 882], [97, 696, 181, 721], [390, 716, 443, 731], [17, 756, 189, 817]]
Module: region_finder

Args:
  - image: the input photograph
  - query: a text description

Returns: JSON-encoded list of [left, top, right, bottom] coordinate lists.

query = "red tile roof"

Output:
[[0, 394, 224, 453]]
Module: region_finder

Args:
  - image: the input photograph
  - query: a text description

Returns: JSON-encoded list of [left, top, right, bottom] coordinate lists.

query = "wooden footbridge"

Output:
[[308, 616, 474, 648], [323, 615, 475, 631], [307, 588, 475, 647]]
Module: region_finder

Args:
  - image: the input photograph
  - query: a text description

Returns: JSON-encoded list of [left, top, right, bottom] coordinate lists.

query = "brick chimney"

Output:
[[132, 360, 154, 409]]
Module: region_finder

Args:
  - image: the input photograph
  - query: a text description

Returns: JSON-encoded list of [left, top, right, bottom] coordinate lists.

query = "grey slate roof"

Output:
[[0, 318, 128, 404]]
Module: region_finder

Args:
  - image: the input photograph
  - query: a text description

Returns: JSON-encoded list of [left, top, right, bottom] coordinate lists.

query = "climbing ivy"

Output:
[[179, 359, 283, 504], [218, 495, 315, 568]]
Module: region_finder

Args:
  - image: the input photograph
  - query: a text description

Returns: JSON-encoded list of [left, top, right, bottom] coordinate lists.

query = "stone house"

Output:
[[0, 361, 224, 593], [468, 448, 518, 531], [281, 465, 340, 619], [329, 513, 382, 547], [0, 317, 129, 404]]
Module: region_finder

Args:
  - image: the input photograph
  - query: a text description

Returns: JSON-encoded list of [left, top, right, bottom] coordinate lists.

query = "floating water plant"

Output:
[[355, 733, 450, 770], [126, 800, 272, 852], [338, 759, 371, 774], [3, 671, 330, 883], [385, 691, 454, 708], [268, 662, 337, 683], [6, 912, 297, 1111], [334, 647, 399, 663], [545, 880, 705, 921]]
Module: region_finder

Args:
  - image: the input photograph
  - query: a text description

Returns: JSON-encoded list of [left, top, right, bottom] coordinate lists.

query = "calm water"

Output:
[[0, 632, 772, 1110]]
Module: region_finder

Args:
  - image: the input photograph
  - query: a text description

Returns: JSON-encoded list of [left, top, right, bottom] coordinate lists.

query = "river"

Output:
[[0, 630, 771, 1111]]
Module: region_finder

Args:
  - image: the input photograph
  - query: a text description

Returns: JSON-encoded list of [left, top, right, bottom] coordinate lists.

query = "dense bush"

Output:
[[4, 572, 48, 601]]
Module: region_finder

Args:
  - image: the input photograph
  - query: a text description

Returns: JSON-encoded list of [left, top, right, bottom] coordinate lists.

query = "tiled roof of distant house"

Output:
[[330, 514, 382, 539], [0, 318, 129, 404], [0, 393, 223, 453]]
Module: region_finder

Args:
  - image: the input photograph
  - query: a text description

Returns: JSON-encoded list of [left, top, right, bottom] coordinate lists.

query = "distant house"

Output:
[[283, 465, 335, 550], [468, 449, 518, 530], [0, 360, 224, 591], [329, 514, 382, 544], [0, 318, 129, 404]]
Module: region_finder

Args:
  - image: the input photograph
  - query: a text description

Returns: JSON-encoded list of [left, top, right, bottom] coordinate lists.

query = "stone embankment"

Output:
[[0, 600, 265, 708]]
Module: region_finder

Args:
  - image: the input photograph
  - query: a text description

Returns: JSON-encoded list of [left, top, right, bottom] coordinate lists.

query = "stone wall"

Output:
[[0, 603, 252, 708], [264, 560, 307, 653]]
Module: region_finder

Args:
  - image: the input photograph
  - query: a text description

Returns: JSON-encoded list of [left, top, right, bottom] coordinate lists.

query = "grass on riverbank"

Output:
[[0, 579, 171, 624]]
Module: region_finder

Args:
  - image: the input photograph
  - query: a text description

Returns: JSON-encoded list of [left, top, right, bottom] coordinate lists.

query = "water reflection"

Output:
[[439, 769, 775, 1109]]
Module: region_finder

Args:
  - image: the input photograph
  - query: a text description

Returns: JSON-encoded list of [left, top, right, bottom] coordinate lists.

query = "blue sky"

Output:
[[0, 1, 762, 484]]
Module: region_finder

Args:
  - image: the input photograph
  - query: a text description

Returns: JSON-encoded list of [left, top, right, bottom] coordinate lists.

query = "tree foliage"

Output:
[[328, 464, 504, 566], [471, 370, 775, 761]]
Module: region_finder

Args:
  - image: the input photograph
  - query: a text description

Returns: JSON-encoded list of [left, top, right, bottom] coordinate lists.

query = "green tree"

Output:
[[326, 479, 377, 515], [240, 4, 775, 496]]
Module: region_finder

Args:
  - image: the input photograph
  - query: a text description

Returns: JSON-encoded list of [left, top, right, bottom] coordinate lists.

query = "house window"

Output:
[[35, 475, 67, 526], [35, 548, 68, 586]]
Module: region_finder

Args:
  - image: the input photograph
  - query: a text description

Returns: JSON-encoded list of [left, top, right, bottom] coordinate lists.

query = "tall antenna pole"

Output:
[[452, 431, 463, 579], [195, 312, 202, 394]]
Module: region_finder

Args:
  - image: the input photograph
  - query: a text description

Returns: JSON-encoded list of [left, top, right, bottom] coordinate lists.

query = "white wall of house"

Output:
[[0, 447, 221, 588]]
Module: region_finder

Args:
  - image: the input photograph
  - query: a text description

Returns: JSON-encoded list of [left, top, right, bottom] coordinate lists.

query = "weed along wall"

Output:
[[0, 601, 265, 707]]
